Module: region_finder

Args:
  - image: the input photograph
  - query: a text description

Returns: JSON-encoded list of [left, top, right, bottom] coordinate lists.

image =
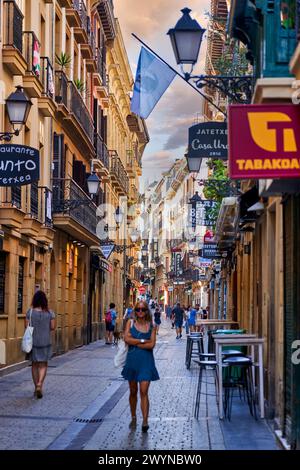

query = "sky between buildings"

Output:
[[114, 0, 210, 189]]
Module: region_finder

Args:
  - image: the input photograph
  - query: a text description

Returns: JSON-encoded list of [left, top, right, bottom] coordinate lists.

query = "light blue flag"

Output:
[[131, 47, 176, 119]]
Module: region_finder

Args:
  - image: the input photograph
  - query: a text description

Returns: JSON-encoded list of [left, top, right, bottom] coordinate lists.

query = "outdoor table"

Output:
[[213, 335, 265, 419], [200, 320, 240, 329]]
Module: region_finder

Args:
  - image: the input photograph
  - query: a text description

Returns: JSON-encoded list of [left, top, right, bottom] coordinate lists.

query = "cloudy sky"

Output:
[[114, 0, 210, 188]]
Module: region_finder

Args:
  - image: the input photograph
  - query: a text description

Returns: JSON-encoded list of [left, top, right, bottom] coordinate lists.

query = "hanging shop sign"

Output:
[[0, 145, 39, 186], [100, 244, 115, 260], [188, 199, 218, 228], [201, 243, 223, 259], [188, 122, 228, 160], [175, 252, 183, 277], [229, 104, 300, 179]]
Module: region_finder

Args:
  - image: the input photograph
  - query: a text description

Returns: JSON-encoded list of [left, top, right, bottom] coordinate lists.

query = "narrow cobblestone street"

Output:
[[0, 321, 278, 451]]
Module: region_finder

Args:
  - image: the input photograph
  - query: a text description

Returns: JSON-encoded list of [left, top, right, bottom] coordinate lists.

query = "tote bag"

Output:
[[114, 340, 128, 368], [21, 309, 34, 354]]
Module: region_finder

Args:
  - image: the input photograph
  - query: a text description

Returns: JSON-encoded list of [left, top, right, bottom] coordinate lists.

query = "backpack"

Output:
[[105, 310, 112, 322]]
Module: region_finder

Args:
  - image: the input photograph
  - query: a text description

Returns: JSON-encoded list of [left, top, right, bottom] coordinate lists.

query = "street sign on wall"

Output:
[[0, 144, 39, 186], [100, 244, 115, 260], [201, 243, 223, 259], [229, 104, 300, 179], [188, 122, 228, 160]]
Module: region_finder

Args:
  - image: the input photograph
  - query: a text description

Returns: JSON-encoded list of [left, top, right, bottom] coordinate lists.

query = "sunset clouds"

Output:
[[114, 0, 211, 184]]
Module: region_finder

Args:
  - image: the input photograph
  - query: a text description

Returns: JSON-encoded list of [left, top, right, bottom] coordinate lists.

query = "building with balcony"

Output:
[[0, 0, 149, 367]]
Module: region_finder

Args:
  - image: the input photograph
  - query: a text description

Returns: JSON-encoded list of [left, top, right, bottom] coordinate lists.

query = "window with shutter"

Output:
[[53, 133, 65, 179]]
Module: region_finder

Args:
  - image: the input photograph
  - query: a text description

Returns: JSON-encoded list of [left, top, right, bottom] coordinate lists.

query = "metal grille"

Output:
[[3, 1, 24, 52]]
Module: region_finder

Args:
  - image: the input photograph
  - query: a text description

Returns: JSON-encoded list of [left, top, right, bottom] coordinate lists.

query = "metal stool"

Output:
[[194, 356, 218, 419], [186, 334, 204, 370], [222, 349, 245, 359], [223, 356, 257, 421]]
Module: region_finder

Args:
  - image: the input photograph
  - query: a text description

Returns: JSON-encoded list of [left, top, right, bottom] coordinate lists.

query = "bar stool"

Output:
[[223, 356, 257, 421], [194, 354, 218, 419], [186, 334, 204, 370], [222, 349, 245, 359]]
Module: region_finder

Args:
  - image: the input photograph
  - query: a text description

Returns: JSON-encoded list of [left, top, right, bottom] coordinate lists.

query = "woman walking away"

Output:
[[25, 291, 55, 399], [122, 301, 159, 432], [154, 307, 161, 334]]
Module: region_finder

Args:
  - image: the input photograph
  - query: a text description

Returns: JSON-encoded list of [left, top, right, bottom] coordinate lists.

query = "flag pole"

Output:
[[131, 33, 226, 117]]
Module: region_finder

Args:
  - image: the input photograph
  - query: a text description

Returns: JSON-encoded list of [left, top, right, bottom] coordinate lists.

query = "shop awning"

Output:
[[239, 185, 260, 224]]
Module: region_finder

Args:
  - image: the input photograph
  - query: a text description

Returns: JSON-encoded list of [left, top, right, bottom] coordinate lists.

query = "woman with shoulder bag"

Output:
[[25, 290, 55, 399]]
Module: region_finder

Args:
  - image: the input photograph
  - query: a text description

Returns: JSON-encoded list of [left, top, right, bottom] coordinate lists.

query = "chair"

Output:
[[223, 356, 257, 421], [185, 334, 204, 370], [194, 353, 218, 419]]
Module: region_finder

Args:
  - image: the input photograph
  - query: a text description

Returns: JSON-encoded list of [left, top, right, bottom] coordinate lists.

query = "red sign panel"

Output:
[[229, 104, 300, 179], [139, 286, 146, 294]]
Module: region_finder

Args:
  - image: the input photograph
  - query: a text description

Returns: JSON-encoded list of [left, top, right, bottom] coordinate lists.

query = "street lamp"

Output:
[[0, 86, 32, 141], [167, 8, 206, 77], [167, 8, 253, 104], [115, 206, 124, 226], [130, 230, 139, 244], [87, 172, 100, 196], [141, 245, 148, 257]]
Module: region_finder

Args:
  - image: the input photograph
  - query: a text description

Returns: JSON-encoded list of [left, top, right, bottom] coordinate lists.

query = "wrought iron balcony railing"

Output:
[[96, 48, 107, 85], [94, 133, 110, 170], [69, 81, 94, 144], [41, 57, 55, 98], [23, 31, 41, 76], [55, 70, 69, 107], [24, 184, 53, 226], [109, 151, 129, 195], [3, 0, 24, 53], [52, 178, 98, 235]]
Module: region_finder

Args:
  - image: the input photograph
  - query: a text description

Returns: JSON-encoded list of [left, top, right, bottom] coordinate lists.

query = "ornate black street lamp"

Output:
[[87, 172, 101, 196], [0, 86, 32, 141], [167, 8, 253, 105]]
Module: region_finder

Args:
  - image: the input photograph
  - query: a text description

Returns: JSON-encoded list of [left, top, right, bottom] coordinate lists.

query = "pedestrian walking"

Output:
[[195, 304, 203, 332], [123, 304, 134, 330], [188, 306, 197, 332], [105, 303, 117, 344], [184, 306, 190, 334], [122, 300, 159, 433], [25, 290, 55, 399], [172, 302, 184, 339], [154, 307, 161, 334]]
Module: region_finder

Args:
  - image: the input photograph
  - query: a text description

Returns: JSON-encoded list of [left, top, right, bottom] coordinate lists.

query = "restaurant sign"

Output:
[[189, 122, 228, 160], [0, 144, 39, 186], [229, 104, 300, 179]]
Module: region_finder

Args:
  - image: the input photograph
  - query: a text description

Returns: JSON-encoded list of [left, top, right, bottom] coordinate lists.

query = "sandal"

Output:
[[129, 417, 137, 429], [142, 423, 149, 433], [36, 387, 43, 399]]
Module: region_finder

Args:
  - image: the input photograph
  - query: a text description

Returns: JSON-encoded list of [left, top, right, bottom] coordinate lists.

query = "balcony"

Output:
[[109, 151, 129, 196], [0, 187, 25, 229], [66, 0, 89, 44], [54, 74, 95, 154], [128, 184, 139, 205], [94, 134, 110, 177], [126, 150, 136, 177], [97, 0, 116, 41], [20, 185, 54, 240], [52, 178, 100, 245], [68, 81, 94, 145], [22, 31, 43, 97], [38, 57, 57, 117], [55, 70, 69, 111], [2, 1, 27, 75]]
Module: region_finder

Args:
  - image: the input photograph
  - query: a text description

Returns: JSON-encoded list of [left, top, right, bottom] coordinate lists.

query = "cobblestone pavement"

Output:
[[0, 320, 278, 450]]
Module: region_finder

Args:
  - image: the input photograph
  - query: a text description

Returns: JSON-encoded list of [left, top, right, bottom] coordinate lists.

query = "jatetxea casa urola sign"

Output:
[[0, 144, 40, 186], [229, 104, 300, 179]]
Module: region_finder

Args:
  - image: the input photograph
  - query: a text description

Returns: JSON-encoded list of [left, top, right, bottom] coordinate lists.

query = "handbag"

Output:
[[114, 340, 128, 368], [21, 309, 34, 354], [114, 319, 133, 368]]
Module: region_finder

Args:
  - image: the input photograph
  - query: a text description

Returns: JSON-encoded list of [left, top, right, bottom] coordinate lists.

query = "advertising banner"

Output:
[[229, 104, 300, 179]]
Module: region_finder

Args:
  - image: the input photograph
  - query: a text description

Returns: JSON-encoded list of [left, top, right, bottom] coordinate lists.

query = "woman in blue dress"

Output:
[[122, 300, 159, 432]]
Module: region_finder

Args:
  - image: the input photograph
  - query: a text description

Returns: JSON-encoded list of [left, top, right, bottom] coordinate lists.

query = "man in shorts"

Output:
[[172, 302, 184, 339]]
